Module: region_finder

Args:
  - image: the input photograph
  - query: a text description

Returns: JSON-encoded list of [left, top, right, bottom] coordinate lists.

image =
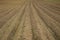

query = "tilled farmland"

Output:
[[0, 0, 60, 40]]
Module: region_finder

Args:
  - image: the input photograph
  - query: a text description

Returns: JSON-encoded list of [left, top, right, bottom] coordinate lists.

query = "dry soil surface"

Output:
[[0, 0, 60, 40]]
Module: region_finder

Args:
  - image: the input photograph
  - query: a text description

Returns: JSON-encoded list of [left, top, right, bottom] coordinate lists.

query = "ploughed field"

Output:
[[0, 0, 60, 40]]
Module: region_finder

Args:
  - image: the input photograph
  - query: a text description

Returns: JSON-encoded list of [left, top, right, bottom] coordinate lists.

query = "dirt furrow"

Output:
[[32, 2, 60, 40], [31, 4, 56, 40], [0, 2, 27, 40]]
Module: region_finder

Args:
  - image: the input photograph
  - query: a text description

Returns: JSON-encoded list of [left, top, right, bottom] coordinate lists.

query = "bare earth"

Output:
[[0, 0, 60, 40]]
